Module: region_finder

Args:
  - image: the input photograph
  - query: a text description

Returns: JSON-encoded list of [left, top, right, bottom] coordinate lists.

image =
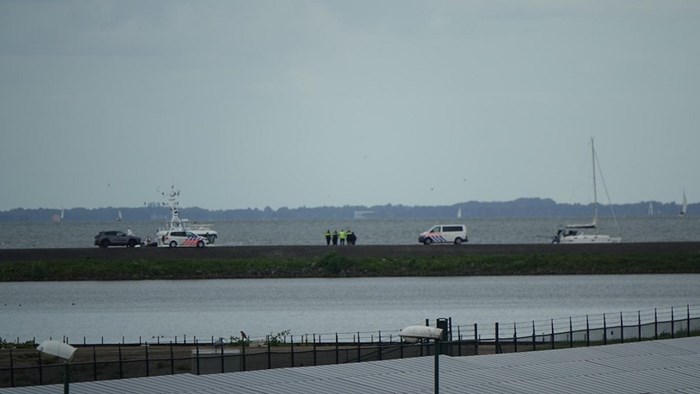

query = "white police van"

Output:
[[418, 224, 468, 245]]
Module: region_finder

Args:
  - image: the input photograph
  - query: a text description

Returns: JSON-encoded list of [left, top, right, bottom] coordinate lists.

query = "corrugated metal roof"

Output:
[[2, 336, 699, 394]]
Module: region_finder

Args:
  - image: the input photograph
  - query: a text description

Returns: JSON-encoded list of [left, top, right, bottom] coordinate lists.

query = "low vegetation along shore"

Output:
[[1, 243, 699, 281]]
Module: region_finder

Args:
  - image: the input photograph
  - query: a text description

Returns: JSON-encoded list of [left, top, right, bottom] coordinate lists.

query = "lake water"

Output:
[[1, 216, 699, 248], [2, 275, 699, 344], [2, 217, 698, 344]]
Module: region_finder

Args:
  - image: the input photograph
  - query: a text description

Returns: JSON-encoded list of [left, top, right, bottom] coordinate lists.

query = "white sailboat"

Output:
[[552, 138, 622, 244], [117, 210, 123, 222], [648, 202, 654, 216], [457, 207, 462, 219], [679, 190, 688, 217], [52, 208, 64, 224]]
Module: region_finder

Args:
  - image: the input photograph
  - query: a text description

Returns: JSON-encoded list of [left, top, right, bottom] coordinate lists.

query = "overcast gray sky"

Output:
[[1, 1, 697, 211]]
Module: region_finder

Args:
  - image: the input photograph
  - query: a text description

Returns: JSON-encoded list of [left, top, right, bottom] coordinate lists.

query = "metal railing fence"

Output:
[[1, 305, 698, 388]]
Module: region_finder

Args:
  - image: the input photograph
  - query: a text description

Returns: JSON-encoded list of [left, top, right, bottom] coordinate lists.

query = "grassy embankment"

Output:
[[1, 251, 699, 281]]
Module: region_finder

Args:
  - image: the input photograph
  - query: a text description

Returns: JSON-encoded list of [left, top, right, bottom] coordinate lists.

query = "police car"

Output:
[[418, 224, 468, 245], [158, 231, 207, 248]]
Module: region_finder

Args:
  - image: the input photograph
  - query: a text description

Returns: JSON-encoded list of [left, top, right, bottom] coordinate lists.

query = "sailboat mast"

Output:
[[591, 138, 598, 224]]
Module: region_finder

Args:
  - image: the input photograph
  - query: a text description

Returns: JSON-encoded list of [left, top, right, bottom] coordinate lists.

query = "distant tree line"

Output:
[[0, 198, 691, 223]]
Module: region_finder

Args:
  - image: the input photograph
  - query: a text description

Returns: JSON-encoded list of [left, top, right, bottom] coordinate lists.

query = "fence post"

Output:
[[569, 317, 573, 348], [357, 332, 361, 362], [637, 310, 642, 342], [170, 343, 174, 375], [620, 312, 624, 344], [449, 318, 453, 341], [290, 335, 295, 368], [550, 319, 555, 349], [378, 331, 382, 361], [688, 305, 691, 337], [671, 307, 675, 339], [38, 350, 43, 385], [474, 323, 478, 355], [267, 335, 272, 369], [220, 340, 225, 373], [457, 326, 462, 356], [145, 343, 150, 376], [313, 334, 317, 366], [195, 343, 200, 375], [531, 321, 536, 351], [92, 345, 97, 381], [495, 322, 500, 354], [586, 315, 590, 347], [638, 311, 642, 341], [603, 314, 607, 345], [654, 308, 658, 340], [241, 337, 246, 371], [9, 348, 14, 387], [335, 333, 339, 364], [118, 344, 123, 379]]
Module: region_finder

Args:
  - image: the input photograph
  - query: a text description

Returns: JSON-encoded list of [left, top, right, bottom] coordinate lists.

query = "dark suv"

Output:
[[94, 230, 141, 248]]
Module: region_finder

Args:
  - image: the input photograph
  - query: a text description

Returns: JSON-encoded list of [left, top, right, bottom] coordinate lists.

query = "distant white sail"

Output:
[[680, 190, 688, 217], [648, 202, 654, 216]]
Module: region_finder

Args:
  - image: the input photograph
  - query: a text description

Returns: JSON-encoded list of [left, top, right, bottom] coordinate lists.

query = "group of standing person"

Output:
[[325, 229, 357, 245]]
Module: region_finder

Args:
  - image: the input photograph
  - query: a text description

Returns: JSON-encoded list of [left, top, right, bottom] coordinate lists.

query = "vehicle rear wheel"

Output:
[[454, 238, 463, 245], [169, 241, 177, 248], [423, 238, 432, 245], [100, 239, 110, 248], [196, 240, 205, 248]]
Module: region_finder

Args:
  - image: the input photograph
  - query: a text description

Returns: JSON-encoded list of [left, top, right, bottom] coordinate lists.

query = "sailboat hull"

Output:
[[558, 234, 621, 244]]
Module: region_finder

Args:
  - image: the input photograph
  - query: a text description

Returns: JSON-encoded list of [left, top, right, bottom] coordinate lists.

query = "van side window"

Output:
[[443, 226, 463, 232]]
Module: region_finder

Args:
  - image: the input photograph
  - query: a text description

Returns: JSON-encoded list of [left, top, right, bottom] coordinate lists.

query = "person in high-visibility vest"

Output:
[[338, 229, 347, 245], [324, 230, 331, 245], [347, 229, 355, 245]]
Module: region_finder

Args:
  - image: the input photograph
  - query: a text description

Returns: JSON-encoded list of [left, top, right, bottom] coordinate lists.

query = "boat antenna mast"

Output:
[[162, 185, 182, 227]]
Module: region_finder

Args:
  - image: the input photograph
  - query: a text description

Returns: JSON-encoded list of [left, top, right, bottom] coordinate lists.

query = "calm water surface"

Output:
[[2, 218, 698, 343], [1, 216, 699, 248], [2, 275, 699, 343]]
